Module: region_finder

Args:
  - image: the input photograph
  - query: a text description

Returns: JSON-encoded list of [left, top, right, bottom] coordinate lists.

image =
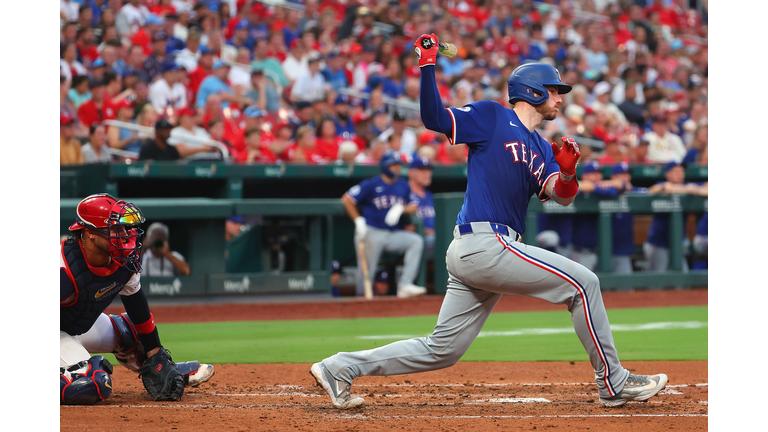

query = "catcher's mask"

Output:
[[69, 193, 146, 272]]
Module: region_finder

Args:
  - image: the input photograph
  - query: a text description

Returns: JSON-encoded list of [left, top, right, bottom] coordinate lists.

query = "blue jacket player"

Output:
[[407, 156, 436, 255], [310, 34, 667, 409], [60, 194, 214, 405], [608, 162, 648, 274], [342, 150, 427, 298]]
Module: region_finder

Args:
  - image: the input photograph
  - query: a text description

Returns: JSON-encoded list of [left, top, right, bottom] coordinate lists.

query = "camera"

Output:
[[153, 239, 165, 249]]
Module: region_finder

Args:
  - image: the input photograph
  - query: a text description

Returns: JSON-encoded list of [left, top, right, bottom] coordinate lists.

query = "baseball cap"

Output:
[[392, 110, 407, 122], [162, 60, 180, 73], [594, 81, 611, 96], [307, 52, 322, 63], [352, 112, 370, 124], [611, 162, 630, 175], [146, 13, 164, 26], [243, 106, 265, 118], [334, 94, 351, 105], [227, 215, 245, 224], [178, 107, 197, 117], [153, 29, 168, 41], [349, 43, 363, 54], [410, 156, 432, 169], [89, 78, 104, 88], [604, 133, 618, 144], [213, 59, 230, 70], [200, 45, 214, 55], [91, 58, 106, 68], [235, 19, 250, 30], [331, 260, 342, 275], [60, 113, 75, 126], [295, 100, 312, 110], [582, 160, 601, 174], [154, 119, 174, 129], [374, 269, 388, 283], [419, 130, 439, 145], [251, 68, 264, 77], [664, 161, 683, 172], [115, 99, 133, 110]]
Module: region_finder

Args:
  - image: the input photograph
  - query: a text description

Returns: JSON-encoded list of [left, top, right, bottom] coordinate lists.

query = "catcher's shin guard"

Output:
[[108, 313, 145, 371], [60, 356, 114, 405]]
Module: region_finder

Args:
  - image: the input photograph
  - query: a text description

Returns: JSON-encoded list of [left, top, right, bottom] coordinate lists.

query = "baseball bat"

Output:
[[438, 42, 458, 58], [358, 239, 373, 300]]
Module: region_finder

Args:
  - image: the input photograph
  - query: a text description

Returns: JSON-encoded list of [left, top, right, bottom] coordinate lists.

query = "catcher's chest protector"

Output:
[[60, 237, 134, 336]]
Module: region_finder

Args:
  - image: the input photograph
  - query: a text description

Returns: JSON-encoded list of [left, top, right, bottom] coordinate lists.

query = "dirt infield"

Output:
[[62, 288, 708, 431]]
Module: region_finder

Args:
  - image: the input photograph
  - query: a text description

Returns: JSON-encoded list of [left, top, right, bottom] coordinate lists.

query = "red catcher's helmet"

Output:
[[68, 193, 146, 272]]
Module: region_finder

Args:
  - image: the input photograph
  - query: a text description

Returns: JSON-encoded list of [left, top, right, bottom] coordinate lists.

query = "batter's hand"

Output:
[[354, 216, 368, 241], [551, 136, 581, 176], [414, 33, 439, 67]]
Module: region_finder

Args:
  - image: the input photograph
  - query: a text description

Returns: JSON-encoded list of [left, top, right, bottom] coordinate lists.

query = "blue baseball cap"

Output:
[[235, 19, 250, 30], [665, 161, 683, 172], [410, 156, 432, 169], [146, 13, 164, 26], [91, 58, 106, 68], [243, 106, 265, 118], [582, 160, 601, 174], [611, 162, 630, 175], [374, 269, 389, 283], [200, 45, 213, 55], [227, 215, 245, 224], [334, 94, 351, 105], [162, 60, 180, 73], [213, 59, 230, 70]]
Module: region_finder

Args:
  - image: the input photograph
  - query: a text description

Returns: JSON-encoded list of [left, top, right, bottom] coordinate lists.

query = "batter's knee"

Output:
[[60, 356, 114, 405], [424, 335, 466, 367]]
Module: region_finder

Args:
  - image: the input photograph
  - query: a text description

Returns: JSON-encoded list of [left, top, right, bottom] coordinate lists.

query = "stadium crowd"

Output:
[[60, 0, 708, 169]]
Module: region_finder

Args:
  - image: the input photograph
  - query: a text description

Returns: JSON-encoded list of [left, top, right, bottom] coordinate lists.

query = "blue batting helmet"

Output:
[[380, 150, 403, 179], [507, 63, 572, 105]]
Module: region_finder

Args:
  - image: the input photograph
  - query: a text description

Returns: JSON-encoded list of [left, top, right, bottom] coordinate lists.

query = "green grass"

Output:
[[100, 306, 707, 365]]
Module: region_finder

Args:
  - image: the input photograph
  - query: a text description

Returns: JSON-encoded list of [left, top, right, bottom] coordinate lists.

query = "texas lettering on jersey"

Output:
[[504, 141, 547, 187], [372, 195, 406, 210]]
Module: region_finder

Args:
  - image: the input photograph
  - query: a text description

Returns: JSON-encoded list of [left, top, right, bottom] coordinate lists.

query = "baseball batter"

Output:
[[344, 150, 427, 298], [310, 34, 667, 409], [60, 194, 214, 405]]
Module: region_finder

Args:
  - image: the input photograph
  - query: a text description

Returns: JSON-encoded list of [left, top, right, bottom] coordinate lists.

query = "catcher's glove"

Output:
[[138, 347, 185, 401]]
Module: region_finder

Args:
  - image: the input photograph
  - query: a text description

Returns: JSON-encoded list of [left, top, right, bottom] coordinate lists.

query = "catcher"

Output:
[[60, 193, 214, 405]]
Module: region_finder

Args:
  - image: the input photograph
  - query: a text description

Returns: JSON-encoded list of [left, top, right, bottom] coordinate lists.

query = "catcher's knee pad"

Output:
[[60, 356, 114, 405], [108, 313, 145, 371]]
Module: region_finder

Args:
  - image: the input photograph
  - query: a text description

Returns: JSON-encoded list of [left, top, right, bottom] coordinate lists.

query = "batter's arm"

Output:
[[342, 193, 362, 220], [543, 173, 578, 206], [418, 63, 454, 137]]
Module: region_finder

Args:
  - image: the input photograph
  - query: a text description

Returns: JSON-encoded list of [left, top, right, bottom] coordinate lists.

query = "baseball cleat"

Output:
[[599, 373, 668, 407], [310, 362, 365, 409], [187, 363, 215, 388], [397, 284, 427, 298]]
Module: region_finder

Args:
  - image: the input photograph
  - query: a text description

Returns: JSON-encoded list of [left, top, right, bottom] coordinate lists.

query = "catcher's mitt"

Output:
[[138, 347, 185, 401]]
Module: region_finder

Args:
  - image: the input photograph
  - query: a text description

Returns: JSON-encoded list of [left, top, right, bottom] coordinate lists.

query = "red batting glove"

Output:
[[551, 136, 581, 176], [414, 33, 439, 68]]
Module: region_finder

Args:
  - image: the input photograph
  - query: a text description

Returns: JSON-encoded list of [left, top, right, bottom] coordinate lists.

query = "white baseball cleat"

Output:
[[397, 284, 427, 298], [599, 373, 668, 407], [187, 363, 215, 387], [310, 362, 365, 409]]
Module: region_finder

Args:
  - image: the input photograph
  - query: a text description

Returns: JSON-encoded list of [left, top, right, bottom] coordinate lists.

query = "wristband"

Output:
[[554, 175, 579, 199]]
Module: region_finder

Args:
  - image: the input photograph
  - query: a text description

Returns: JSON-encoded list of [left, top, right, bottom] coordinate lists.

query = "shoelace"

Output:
[[625, 374, 651, 387]]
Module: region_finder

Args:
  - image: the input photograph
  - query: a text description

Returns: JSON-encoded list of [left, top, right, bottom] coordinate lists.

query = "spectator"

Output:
[[290, 53, 327, 103], [77, 78, 116, 128], [315, 117, 344, 162], [116, 0, 150, 36], [206, 117, 235, 154], [174, 27, 203, 72], [228, 47, 254, 92], [251, 38, 289, 88], [60, 0, 80, 22], [597, 134, 630, 166], [644, 162, 706, 272], [287, 125, 327, 165], [140, 222, 191, 277], [60, 114, 84, 165], [195, 60, 256, 109], [60, 42, 87, 82], [354, 136, 388, 165], [168, 107, 220, 159], [142, 29, 170, 82], [76, 27, 99, 65], [244, 69, 281, 115], [234, 126, 277, 164], [61, 75, 87, 138], [82, 123, 112, 164], [135, 104, 159, 140], [187, 45, 214, 104], [322, 50, 349, 93], [336, 140, 359, 164], [138, 118, 180, 161], [103, 71, 134, 105], [330, 94, 355, 139], [683, 123, 708, 165], [378, 110, 418, 160], [282, 39, 309, 86], [123, 45, 149, 82], [100, 43, 129, 77], [68, 75, 92, 109], [591, 81, 628, 128], [148, 61, 187, 116], [643, 114, 687, 164], [617, 80, 647, 127], [268, 122, 294, 163], [107, 99, 143, 154]]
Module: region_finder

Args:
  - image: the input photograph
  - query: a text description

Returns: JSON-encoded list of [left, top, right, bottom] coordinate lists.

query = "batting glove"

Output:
[[384, 203, 404, 226], [551, 136, 581, 176], [414, 33, 439, 68], [354, 216, 368, 241]]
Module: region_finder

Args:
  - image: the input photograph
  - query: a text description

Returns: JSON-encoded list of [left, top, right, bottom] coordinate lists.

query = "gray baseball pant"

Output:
[[326, 222, 631, 399], [355, 227, 424, 296]]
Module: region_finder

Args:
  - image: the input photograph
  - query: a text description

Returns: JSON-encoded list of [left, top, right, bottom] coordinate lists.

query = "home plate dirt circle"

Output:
[[60, 361, 707, 431]]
